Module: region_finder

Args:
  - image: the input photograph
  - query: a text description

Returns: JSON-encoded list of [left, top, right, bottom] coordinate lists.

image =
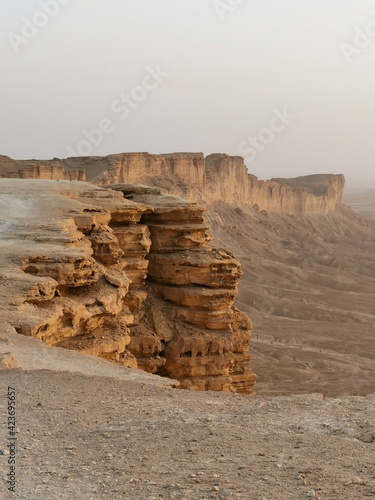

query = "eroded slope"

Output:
[[0, 153, 345, 216], [208, 201, 375, 396]]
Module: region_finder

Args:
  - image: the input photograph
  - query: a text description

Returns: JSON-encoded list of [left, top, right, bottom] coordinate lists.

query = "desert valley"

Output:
[[3, 2, 375, 498], [0, 153, 374, 499]]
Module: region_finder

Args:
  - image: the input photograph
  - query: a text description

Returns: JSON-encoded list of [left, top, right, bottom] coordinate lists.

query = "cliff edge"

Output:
[[0, 179, 256, 393], [0, 153, 345, 216]]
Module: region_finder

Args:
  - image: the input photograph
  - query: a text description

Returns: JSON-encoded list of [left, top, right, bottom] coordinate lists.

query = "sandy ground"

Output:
[[0, 370, 374, 500]]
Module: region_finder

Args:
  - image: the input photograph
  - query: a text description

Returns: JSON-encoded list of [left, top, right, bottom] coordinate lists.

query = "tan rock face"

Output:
[[0, 153, 345, 216], [204, 154, 345, 215], [148, 249, 242, 288], [107, 184, 256, 392], [0, 156, 86, 181], [0, 180, 255, 393]]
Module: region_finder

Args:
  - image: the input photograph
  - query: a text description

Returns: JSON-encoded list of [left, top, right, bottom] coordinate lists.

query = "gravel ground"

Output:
[[0, 370, 374, 499]]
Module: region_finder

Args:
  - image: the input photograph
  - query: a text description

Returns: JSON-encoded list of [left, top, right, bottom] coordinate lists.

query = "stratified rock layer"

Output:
[[0, 153, 345, 216], [0, 156, 86, 181], [106, 184, 256, 392], [0, 179, 256, 393]]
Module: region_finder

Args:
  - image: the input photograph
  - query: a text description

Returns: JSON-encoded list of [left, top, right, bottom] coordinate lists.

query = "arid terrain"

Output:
[[0, 156, 374, 398], [3, 0, 375, 497], [1, 370, 374, 499], [0, 159, 374, 499], [209, 198, 375, 397]]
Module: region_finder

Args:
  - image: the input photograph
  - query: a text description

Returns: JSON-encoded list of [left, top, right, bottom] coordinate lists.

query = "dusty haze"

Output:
[[1, 0, 375, 189]]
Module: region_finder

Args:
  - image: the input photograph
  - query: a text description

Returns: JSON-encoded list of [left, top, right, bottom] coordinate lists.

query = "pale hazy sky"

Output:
[[1, 0, 375, 188]]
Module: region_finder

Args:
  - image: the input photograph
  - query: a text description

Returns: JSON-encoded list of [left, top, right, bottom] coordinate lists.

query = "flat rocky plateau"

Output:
[[0, 369, 374, 500]]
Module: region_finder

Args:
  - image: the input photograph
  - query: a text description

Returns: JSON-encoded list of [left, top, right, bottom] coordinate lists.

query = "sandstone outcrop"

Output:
[[0, 179, 255, 393], [0, 153, 345, 216], [0, 155, 86, 181]]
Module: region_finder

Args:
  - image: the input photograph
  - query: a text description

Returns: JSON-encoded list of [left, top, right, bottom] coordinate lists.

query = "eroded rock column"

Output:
[[107, 184, 256, 393]]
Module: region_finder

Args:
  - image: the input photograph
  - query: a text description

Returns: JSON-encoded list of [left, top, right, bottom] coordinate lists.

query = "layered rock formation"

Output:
[[0, 153, 345, 216], [204, 155, 345, 215], [0, 155, 86, 181], [0, 179, 255, 393]]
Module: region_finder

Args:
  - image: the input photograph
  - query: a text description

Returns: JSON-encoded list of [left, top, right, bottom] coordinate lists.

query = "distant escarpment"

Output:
[[0, 180, 256, 393], [0, 153, 345, 216], [0, 155, 86, 182]]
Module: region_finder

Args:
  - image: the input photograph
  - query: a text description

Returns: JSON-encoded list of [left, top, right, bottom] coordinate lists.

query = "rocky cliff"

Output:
[[0, 155, 86, 181], [0, 179, 256, 393], [0, 153, 345, 216]]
